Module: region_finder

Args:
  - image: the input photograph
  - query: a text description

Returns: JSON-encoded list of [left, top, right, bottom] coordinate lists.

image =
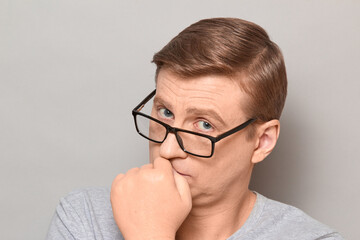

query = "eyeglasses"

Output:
[[132, 90, 256, 158]]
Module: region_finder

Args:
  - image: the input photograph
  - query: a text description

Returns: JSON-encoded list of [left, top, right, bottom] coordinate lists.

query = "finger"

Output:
[[125, 167, 140, 176], [173, 170, 192, 206], [140, 163, 154, 170], [113, 173, 125, 183], [111, 173, 125, 196], [153, 157, 172, 174]]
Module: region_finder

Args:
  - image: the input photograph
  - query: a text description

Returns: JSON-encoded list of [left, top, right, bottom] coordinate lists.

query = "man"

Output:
[[47, 18, 343, 239]]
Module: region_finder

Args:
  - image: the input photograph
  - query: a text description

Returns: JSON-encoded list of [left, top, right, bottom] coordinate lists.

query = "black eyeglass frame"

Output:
[[132, 89, 256, 158]]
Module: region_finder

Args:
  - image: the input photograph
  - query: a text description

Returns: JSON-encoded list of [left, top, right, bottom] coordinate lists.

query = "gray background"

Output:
[[0, 0, 359, 239]]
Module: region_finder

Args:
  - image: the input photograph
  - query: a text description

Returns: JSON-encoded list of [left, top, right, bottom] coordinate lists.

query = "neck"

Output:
[[176, 189, 256, 240]]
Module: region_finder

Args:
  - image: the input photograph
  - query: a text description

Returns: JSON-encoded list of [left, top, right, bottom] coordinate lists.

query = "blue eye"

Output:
[[196, 120, 213, 131], [159, 108, 173, 119]]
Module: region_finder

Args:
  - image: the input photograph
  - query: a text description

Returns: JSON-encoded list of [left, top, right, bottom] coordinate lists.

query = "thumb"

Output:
[[172, 170, 192, 207]]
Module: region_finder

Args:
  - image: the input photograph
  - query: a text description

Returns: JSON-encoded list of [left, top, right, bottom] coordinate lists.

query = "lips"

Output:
[[176, 170, 189, 176], [172, 167, 190, 177]]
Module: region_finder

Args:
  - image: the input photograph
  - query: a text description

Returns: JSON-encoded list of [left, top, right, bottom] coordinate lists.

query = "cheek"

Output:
[[215, 133, 253, 163], [211, 135, 254, 178]]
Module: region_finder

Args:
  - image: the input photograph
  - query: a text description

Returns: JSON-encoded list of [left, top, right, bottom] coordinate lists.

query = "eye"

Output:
[[158, 108, 174, 119], [196, 120, 213, 132]]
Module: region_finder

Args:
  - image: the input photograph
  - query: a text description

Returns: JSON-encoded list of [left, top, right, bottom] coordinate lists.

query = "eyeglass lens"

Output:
[[135, 114, 212, 157]]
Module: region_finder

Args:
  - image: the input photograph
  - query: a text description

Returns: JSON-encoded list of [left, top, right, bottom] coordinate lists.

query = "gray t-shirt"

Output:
[[46, 187, 343, 240]]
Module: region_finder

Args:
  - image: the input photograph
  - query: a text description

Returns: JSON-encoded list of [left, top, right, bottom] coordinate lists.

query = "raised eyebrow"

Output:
[[186, 108, 226, 126], [153, 96, 226, 126], [153, 96, 174, 110]]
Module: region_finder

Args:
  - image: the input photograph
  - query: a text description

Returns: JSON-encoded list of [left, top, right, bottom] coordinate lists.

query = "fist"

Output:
[[110, 158, 192, 240]]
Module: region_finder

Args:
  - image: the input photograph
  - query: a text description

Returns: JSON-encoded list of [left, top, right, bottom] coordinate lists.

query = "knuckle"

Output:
[[126, 167, 140, 175], [139, 169, 165, 182], [113, 173, 125, 183], [153, 170, 166, 181], [140, 163, 153, 169]]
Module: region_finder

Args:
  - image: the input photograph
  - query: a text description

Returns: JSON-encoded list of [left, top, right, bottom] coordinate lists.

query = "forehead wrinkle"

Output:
[[181, 87, 225, 97], [158, 71, 228, 97], [158, 79, 180, 97]]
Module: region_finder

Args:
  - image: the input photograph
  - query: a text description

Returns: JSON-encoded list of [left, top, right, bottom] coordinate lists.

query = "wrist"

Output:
[[124, 233, 175, 240], [127, 237, 174, 240]]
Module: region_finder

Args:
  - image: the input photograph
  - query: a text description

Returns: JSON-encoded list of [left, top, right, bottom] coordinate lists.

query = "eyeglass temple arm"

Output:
[[133, 89, 157, 112], [215, 118, 256, 142]]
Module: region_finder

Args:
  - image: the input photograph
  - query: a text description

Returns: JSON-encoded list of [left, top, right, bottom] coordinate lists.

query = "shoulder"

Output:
[[60, 186, 111, 208], [56, 187, 113, 220], [230, 193, 344, 240], [251, 193, 344, 240], [47, 187, 123, 240]]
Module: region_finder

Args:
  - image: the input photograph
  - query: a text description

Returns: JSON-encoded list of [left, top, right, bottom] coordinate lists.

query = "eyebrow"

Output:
[[153, 96, 174, 110], [154, 95, 226, 125], [186, 107, 226, 126]]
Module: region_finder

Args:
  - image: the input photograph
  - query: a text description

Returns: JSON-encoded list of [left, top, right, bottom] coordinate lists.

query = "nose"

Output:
[[159, 132, 187, 160]]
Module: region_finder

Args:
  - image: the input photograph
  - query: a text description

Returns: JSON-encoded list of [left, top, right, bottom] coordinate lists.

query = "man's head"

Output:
[[139, 18, 287, 206], [153, 18, 287, 130]]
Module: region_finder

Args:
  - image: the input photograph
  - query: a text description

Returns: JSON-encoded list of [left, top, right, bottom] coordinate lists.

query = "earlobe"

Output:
[[251, 120, 280, 164]]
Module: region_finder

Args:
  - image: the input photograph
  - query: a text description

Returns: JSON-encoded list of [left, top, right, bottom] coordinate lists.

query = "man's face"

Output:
[[149, 69, 257, 206]]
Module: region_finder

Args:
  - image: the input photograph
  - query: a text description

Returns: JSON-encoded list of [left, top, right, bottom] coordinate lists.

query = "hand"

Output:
[[110, 157, 192, 240]]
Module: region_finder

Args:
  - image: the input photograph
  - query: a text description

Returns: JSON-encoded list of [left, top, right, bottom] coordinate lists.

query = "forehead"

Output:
[[155, 69, 249, 124]]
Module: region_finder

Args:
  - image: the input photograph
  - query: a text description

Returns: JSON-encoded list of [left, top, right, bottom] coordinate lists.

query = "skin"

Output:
[[111, 69, 280, 240]]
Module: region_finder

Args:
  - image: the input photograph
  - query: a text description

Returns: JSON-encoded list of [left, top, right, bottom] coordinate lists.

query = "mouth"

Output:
[[173, 168, 191, 177]]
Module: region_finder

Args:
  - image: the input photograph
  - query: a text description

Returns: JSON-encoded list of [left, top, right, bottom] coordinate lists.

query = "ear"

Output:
[[251, 120, 280, 164]]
